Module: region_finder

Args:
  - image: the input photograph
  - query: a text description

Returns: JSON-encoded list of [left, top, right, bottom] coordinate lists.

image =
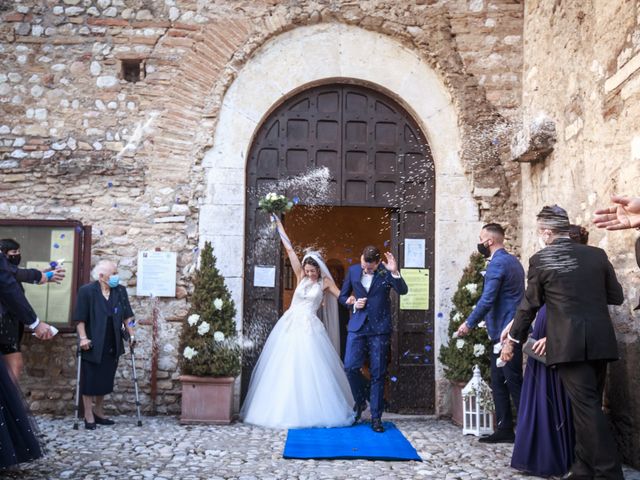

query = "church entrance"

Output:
[[243, 83, 436, 413]]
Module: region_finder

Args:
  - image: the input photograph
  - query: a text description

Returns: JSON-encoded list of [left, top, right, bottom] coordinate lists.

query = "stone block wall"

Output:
[[1, 0, 523, 416], [519, 0, 640, 467]]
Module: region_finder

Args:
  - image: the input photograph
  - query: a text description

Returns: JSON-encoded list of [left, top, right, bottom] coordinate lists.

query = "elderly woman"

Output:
[[75, 260, 135, 430]]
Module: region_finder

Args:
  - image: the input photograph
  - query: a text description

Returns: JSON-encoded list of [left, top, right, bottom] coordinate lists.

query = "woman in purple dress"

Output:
[[503, 225, 587, 477]]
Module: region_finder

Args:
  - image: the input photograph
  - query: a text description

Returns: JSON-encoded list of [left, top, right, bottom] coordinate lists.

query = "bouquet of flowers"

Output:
[[258, 192, 295, 214]]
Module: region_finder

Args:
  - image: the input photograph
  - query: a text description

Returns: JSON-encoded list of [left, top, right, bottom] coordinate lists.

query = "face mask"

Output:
[[108, 275, 120, 288], [7, 254, 21, 266], [477, 242, 491, 258], [538, 236, 547, 249]]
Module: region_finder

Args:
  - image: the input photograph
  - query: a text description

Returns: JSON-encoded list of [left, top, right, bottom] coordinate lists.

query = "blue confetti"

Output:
[[128, 320, 136, 327], [384, 240, 390, 247], [60, 233, 65, 239], [292, 196, 300, 205], [53, 243, 59, 249], [75, 226, 83, 233], [437, 312, 443, 318], [402, 350, 410, 357], [99, 230, 103, 235], [107, 181, 113, 188], [113, 203, 118, 208], [491, 137, 499, 146], [193, 247, 199, 253], [390, 376, 398, 382], [424, 345, 432, 352], [347, 258, 353, 264], [114, 307, 119, 314]]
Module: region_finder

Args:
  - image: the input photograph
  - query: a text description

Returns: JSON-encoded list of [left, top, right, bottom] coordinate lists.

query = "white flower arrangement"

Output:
[[197, 321, 211, 336], [462, 383, 495, 411], [213, 331, 225, 342], [478, 321, 486, 328], [452, 312, 462, 322], [464, 283, 478, 295], [456, 339, 466, 350], [187, 314, 200, 326], [213, 298, 223, 310], [473, 344, 486, 357], [183, 346, 198, 359]]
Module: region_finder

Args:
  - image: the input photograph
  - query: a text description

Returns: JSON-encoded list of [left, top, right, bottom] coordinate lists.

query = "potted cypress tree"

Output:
[[438, 252, 494, 425], [179, 242, 241, 424]]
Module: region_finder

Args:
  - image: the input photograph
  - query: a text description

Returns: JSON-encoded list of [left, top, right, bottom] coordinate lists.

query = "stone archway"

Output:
[[198, 23, 482, 412], [243, 83, 436, 412]]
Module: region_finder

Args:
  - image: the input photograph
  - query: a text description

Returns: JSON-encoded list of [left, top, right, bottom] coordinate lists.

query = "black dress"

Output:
[[0, 267, 40, 355], [0, 356, 44, 469], [74, 282, 134, 396]]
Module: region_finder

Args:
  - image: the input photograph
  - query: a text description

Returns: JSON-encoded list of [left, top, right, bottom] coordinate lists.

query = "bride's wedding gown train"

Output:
[[240, 277, 355, 429]]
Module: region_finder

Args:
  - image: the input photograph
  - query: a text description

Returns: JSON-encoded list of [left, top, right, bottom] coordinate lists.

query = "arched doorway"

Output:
[[243, 83, 436, 413]]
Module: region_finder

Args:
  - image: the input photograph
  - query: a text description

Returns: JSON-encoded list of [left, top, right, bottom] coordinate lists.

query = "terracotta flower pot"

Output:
[[450, 380, 466, 426], [179, 375, 235, 424]]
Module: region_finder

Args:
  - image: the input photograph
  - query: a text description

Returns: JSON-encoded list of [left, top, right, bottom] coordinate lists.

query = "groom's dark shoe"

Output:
[[353, 402, 367, 424], [478, 429, 514, 444], [371, 418, 384, 433]]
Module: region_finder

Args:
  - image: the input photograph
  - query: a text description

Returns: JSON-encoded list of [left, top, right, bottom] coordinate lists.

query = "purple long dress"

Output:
[[511, 305, 575, 477]]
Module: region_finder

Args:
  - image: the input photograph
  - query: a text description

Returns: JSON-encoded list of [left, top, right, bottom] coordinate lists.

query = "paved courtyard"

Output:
[[4, 415, 639, 480]]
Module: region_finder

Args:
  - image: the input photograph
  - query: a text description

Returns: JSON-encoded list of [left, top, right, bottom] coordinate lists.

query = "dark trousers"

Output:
[[557, 361, 623, 479], [491, 344, 523, 431], [344, 332, 390, 420]]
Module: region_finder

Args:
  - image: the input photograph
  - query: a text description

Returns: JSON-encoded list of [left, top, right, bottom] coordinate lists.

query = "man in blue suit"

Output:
[[339, 246, 408, 433], [456, 223, 524, 443]]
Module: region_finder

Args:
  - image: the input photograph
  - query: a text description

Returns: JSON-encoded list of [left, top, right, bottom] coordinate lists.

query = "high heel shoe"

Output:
[[93, 412, 115, 425], [84, 420, 97, 430]]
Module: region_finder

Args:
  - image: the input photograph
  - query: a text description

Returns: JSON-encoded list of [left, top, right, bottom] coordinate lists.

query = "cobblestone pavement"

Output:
[[3, 415, 639, 480]]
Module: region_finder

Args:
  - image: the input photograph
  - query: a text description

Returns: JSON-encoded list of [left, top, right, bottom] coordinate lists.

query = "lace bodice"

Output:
[[290, 277, 324, 312]]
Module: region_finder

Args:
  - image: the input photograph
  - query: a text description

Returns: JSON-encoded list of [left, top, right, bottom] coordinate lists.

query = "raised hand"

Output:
[[593, 195, 640, 230], [381, 252, 398, 274]]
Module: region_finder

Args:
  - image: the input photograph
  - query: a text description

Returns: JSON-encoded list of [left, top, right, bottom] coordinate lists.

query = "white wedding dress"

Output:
[[240, 277, 355, 429]]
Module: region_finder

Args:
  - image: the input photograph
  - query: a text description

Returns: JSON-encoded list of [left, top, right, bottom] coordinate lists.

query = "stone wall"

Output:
[[519, 0, 640, 467], [1, 0, 523, 417]]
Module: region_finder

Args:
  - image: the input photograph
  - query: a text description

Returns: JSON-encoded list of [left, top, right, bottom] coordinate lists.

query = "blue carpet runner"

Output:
[[283, 422, 422, 461]]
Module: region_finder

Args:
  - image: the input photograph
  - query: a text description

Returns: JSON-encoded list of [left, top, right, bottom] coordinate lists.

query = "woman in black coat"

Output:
[[75, 260, 135, 430]]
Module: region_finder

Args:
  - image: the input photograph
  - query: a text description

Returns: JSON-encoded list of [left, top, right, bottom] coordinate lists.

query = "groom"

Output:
[[339, 246, 408, 433]]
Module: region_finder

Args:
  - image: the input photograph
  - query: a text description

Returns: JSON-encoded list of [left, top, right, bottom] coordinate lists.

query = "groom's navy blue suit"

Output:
[[339, 264, 408, 420]]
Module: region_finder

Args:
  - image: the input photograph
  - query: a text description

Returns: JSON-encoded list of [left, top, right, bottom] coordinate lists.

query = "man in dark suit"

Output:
[[0, 251, 55, 343], [339, 246, 408, 433], [456, 223, 525, 443], [503, 205, 624, 480]]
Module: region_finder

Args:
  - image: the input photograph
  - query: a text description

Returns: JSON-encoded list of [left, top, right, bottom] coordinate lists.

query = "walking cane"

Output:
[[130, 341, 143, 427], [73, 340, 82, 430]]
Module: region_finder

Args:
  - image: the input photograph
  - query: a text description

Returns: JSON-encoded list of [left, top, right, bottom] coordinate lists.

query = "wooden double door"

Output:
[[243, 83, 436, 413]]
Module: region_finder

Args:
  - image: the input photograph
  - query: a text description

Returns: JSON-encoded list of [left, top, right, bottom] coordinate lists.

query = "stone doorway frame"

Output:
[[198, 23, 482, 412]]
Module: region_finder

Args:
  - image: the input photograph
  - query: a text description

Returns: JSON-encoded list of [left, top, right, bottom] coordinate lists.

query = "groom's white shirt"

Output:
[[361, 272, 374, 292]]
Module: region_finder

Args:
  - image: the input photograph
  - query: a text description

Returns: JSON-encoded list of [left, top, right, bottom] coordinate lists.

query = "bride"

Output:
[[240, 216, 355, 429]]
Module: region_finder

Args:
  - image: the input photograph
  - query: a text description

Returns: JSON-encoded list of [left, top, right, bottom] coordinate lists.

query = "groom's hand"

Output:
[[346, 296, 356, 306], [355, 298, 367, 310], [382, 252, 398, 274]]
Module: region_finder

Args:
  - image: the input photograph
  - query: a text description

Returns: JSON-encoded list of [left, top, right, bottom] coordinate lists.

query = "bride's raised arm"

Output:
[[323, 276, 341, 298], [272, 215, 303, 283]]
